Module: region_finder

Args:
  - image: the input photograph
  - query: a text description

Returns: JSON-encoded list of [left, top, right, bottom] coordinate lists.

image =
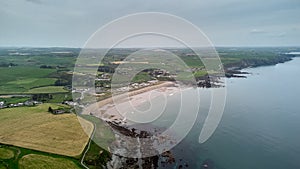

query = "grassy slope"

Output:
[[80, 115, 114, 169], [0, 104, 93, 157], [81, 115, 115, 152]]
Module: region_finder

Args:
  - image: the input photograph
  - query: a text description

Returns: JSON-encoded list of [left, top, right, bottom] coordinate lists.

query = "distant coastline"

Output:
[[224, 53, 300, 78]]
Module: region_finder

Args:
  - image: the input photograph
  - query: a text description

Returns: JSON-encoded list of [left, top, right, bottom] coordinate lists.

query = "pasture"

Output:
[[0, 67, 57, 94]]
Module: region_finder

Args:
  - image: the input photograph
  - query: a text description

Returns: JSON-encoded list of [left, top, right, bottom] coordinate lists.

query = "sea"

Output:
[[144, 57, 300, 169]]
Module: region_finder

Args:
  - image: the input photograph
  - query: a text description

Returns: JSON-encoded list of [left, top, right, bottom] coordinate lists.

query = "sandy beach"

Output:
[[83, 81, 180, 125]]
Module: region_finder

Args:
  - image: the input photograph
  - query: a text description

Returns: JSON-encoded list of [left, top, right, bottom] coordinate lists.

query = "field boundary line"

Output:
[[80, 122, 96, 169]]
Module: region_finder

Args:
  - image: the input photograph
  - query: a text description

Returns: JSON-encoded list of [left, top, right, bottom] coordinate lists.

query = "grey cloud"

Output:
[[0, 0, 299, 47], [272, 32, 287, 37], [250, 29, 267, 34], [25, 0, 43, 4]]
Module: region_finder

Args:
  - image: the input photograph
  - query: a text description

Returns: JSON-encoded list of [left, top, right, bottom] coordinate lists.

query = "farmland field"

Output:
[[0, 104, 93, 157], [25, 86, 68, 94], [19, 154, 81, 169], [0, 67, 57, 94]]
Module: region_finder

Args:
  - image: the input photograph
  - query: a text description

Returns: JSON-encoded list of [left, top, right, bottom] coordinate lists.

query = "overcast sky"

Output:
[[0, 0, 299, 47]]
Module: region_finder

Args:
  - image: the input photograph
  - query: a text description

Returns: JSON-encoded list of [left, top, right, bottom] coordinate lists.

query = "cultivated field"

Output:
[[0, 104, 93, 157], [19, 154, 81, 169]]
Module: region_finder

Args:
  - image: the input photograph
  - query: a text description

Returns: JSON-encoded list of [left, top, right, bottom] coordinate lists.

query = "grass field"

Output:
[[25, 86, 68, 94], [19, 154, 81, 169], [0, 143, 85, 169], [0, 103, 93, 157], [0, 67, 57, 94], [47, 93, 72, 103], [81, 115, 114, 169], [0, 148, 14, 159], [0, 97, 30, 105], [0, 67, 55, 82], [132, 72, 153, 83], [81, 115, 115, 151]]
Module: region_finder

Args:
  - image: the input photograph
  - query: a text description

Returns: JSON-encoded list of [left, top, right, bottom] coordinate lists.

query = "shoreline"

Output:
[[82, 81, 180, 167], [83, 81, 179, 125], [80, 55, 300, 168], [224, 54, 298, 77], [97, 81, 176, 107]]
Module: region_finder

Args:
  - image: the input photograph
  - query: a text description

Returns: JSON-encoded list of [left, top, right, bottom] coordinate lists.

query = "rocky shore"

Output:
[[106, 121, 179, 169], [196, 55, 294, 87]]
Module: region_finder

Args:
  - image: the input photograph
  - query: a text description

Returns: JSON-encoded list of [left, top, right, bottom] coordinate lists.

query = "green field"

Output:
[[0, 67, 55, 82], [0, 67, 57, 94], [0, 103, 93, 157], [0, 47, 296, 95], [19, 154, 81, 169], [0, 148, 14, 160], [0, 143, 86, 169], [132, 72, 153, 83], [81, 115, 115, 152], [47, 93, 72, 103], [25, 86, 68, 94], [193, 70, 208, 78], [0, 48, 77, 68], [0, 97, 30, 105], [80, 115, 114, 169]]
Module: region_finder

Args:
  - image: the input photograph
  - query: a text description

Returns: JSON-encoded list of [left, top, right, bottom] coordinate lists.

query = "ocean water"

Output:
[[150, 57, 300, 169]]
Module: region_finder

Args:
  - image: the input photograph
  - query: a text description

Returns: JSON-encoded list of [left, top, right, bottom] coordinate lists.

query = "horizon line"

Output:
[[0, 45, 300, 49]]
